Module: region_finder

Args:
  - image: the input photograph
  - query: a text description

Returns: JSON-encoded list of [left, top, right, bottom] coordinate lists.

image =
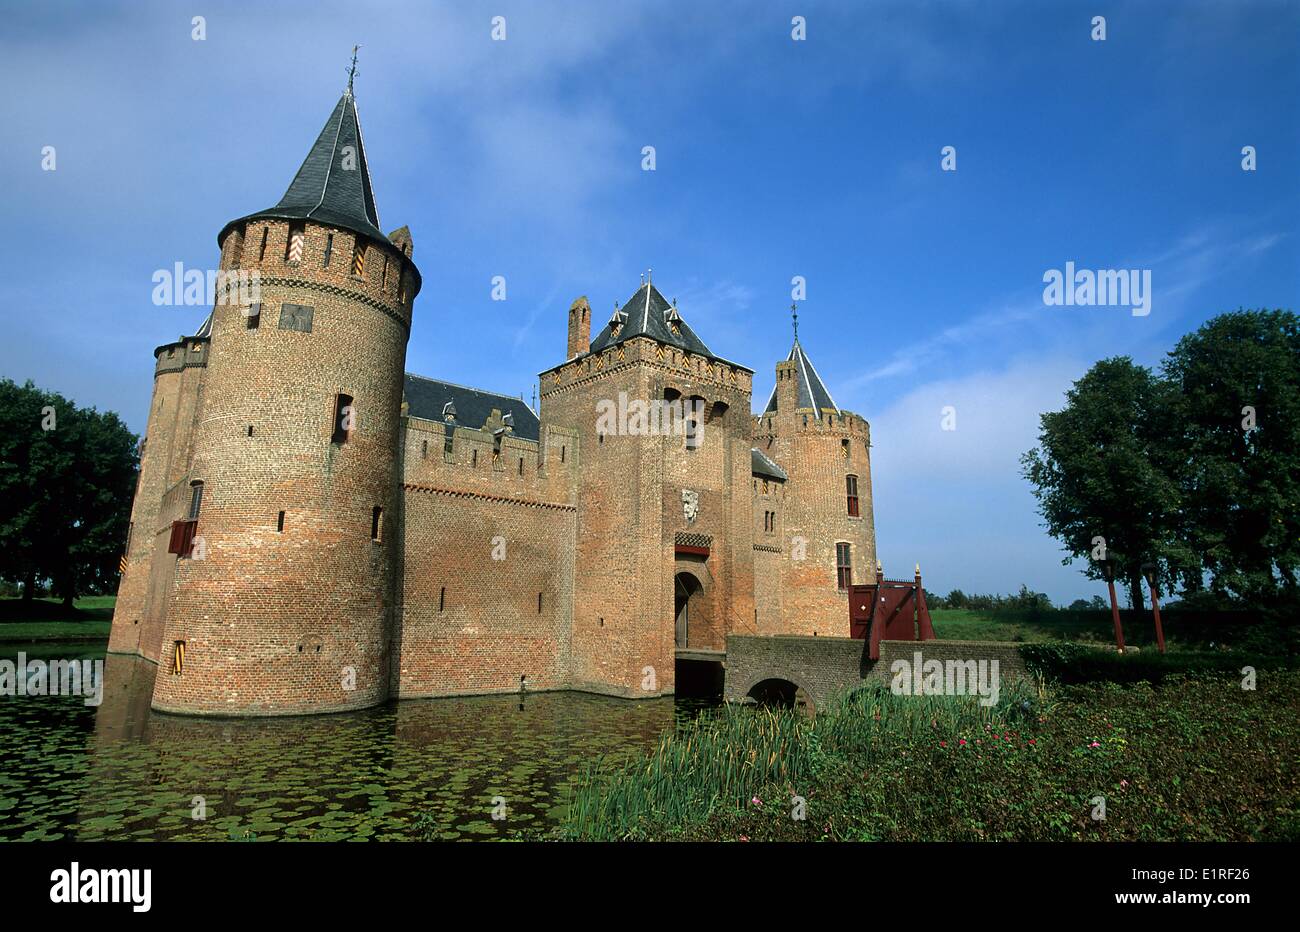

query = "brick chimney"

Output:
[[567, 296, 591, 359]]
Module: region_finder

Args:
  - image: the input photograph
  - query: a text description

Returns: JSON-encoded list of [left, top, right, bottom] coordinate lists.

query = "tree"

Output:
[[0, 380, 138, 606], [1021, 357, 1182, 610], [1161, 310, 1300, 605]]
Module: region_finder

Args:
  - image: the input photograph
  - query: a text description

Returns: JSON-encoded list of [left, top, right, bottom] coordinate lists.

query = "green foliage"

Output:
[[1021, 310, 1300, 611], [1162, 309, 1300, 604], [0, 379, 138, 604], [1018, 641, 1292, 684], [563, 673, 1300, 842]]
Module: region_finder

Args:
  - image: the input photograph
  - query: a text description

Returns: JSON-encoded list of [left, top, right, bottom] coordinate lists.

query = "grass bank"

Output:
[[561, 671, 1299, 841], [0, 596, 115, 641]]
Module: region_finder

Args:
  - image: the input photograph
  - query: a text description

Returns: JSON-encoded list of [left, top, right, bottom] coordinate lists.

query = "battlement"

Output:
[[541, 335, 753, 402]]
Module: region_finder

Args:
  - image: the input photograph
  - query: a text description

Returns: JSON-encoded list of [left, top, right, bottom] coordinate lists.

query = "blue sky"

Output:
[[2, 0, 1296, 603]]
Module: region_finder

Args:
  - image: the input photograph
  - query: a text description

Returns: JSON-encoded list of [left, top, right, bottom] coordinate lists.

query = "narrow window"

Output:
[[422, 439, 428, 459], [518, 457, 524, 476], [332, 393, 353, 444], [246, 302, 261, 329], [399, 272, 407, 304], [188, 481, 204, 520], [257, 226, 268, 261], [171, 640, 186, 675], [444, 430, 454, 456], [323, 232, 334, 268], [371, 506, 383, 541], [537, 592, 543, 614], [846, 475, 860, 517], [560, 445, 566, 463], [836, 543, 852, 590], [381, 254, 390, 289], [351, 241, 366, 277], [286, 222, 305, 263], [842, 438, 851, 459], [471, 449, 477, 467], [439, 587, 446, 613], [277, 511, 285, 532], [247, 425, 254, 437]]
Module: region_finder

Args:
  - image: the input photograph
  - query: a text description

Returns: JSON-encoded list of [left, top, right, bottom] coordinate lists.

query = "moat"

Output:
[[0, 643, 712, 841]]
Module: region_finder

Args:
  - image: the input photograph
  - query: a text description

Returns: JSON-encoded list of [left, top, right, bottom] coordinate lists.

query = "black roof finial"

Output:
[[791, 302, 799, 342], [347, 45, 361, 94]]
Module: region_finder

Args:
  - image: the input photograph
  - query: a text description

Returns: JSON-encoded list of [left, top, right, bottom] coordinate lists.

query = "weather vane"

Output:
[[347, 45, 361, 93], [791, 302, 799, 341]]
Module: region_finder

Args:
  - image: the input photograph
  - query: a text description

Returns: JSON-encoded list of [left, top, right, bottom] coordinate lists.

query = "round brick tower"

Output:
[[755, 326, 876, 637], [150, 84, 422, 715]]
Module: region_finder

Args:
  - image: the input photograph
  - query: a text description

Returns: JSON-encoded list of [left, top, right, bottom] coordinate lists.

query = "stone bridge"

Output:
[[719, 635, 1028, 711]]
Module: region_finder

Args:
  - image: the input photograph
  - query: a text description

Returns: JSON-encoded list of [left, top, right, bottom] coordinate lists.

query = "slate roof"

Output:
[[588, 282, 737, 366], [403, 374, 540, 442], [216, 90, 421, 294], [751, 448, 788, 482], [763, 339, 840, 419]]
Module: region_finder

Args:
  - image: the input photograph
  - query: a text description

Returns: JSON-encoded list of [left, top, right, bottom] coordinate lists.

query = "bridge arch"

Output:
[[738, 672, 817, 713]]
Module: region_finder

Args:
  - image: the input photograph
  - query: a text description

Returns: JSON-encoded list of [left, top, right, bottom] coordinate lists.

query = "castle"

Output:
[[108, 84, 877, 715]]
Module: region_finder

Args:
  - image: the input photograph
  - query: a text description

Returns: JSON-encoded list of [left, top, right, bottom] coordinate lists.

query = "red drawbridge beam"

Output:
[[849, 563, 936, 660]]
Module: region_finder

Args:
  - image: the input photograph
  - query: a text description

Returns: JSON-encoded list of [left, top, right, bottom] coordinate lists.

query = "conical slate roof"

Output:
[[763, 339, 840, 418], [588, 282, 718, 360], [218, 90, 387, 250]]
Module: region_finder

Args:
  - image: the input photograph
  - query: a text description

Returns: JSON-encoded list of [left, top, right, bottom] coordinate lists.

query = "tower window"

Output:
[[836, 542, 852, 590], [444, 430, 454, 456], [560, 446, 566, 463], [188, 481, 204, 520], [518, 457, 524, 476], [278, 303, 314, 332], [323, 232, 334, 268], [332, 393, 354, 444], [371, 506, 383, 541], [286, 222, 305, 263], [439, 587, 446, 613], [537, 592, 543, 614], [257, 226, 268, 261], [246, 302, 261, 329], [277, 511, 285, 532], [846, 475, 860, 517], [351, 241, 366, 277], [171, 640, 186, 675], [471, 449, 477, 467], [381, 254, 390, 289], [247, 425, 254, 437], [842, 438, 851, 459], [422, 439, 428, 459], [399, 273, 408, 304]]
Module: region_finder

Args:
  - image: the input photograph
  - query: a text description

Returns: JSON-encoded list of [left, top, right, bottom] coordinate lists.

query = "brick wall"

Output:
[[724, 635, 1028, 710]]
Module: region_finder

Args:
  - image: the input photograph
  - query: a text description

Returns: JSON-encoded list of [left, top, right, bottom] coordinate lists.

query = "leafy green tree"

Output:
[[1021, 357, 1182, 609], [1161, 310, 1300, 605], [0, 380, 138, 606]]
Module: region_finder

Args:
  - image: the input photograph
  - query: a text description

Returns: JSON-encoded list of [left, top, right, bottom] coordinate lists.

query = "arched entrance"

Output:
[[745, 678, 814, 714], [674, 572, 703, 648]]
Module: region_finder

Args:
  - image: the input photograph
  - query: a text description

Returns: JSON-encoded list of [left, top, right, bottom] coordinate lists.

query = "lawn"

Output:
[[562, 670, 1300, 841], [0, 596, 115, 641]]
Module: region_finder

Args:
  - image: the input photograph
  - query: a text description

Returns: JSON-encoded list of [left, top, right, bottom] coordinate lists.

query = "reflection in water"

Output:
[[0, 644, 715, 841]]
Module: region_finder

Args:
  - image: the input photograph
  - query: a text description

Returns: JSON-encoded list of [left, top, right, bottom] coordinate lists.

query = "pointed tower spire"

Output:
[[764, 303, 839, 419], [217, 78, 399, 267]]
